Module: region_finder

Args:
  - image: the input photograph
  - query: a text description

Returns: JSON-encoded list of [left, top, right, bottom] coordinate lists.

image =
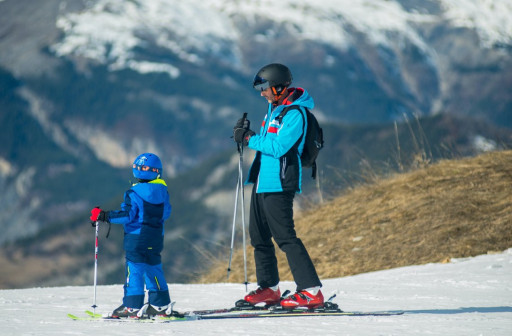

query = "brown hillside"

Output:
[[198, 150, 512, 284]]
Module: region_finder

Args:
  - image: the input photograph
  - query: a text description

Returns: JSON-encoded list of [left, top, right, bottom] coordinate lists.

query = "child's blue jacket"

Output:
[[108, 178, 171, 261]]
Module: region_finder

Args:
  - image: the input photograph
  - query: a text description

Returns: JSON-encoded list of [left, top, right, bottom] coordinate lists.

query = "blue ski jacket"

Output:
[[246, 87, 313, 193], [107, 179, 171, 263]]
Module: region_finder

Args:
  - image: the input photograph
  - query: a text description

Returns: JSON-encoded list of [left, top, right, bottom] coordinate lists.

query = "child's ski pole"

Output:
[[92, 220, 99, 314]]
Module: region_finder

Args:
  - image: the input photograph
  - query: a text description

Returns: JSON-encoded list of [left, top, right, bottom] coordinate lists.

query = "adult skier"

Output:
[[233, 63, 323, 309]]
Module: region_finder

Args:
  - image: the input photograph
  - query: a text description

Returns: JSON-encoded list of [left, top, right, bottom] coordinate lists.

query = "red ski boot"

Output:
[[280, 289, 324, 309], [243, 287, 281, 306]]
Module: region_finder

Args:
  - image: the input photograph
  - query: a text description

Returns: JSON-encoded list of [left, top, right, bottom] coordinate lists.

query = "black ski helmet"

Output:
[[253, 63, 293, 95]]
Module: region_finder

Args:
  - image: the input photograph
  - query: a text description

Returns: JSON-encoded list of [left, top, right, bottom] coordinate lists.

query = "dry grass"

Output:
[[198, 150, 512, 284]]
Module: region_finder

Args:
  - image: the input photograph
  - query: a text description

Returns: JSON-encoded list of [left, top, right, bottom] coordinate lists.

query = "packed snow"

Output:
[[1, 249, 511, 335]]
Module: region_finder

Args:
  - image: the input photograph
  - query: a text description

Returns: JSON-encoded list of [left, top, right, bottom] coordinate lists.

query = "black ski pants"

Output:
[[249, 187, 322, 291]]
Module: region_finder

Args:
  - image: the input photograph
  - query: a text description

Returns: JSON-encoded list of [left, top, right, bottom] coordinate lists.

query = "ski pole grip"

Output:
[[236, 112, 249, 153]]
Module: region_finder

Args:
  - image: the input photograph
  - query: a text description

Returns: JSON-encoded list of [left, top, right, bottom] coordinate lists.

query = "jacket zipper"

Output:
[[281, 156, 287, 180]]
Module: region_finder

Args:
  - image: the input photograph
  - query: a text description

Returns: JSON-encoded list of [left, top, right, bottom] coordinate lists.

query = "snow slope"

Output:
[[1, 249, 511, 336]]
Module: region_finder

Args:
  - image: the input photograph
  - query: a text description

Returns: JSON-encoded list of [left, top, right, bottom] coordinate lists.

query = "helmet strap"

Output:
[[271, 86, 288, 105]]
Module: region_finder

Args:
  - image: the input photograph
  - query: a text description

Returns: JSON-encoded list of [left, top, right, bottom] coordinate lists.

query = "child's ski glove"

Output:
[[90, 206, 107, 223]]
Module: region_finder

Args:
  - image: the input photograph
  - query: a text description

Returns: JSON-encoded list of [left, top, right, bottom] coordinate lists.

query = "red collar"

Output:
[[281, 87, 304, 106]]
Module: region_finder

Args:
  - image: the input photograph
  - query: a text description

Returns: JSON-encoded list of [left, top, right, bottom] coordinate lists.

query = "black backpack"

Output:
[[278, 105, 324, 179]]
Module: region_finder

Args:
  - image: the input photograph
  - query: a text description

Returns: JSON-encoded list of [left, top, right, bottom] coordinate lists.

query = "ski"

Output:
[[190, 301, 403, 319], [186, 305, 267, 316], [67, 311, 190, 322], [195, 308, 404, 320], [85, 310, 102, 318], [68, 293, 402, 322], [68, 306, 403, 322]]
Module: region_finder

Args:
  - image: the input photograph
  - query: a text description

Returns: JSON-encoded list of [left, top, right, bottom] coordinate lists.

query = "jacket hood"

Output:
[[131, 178, 169, 204], [284, 87, 314, 110]]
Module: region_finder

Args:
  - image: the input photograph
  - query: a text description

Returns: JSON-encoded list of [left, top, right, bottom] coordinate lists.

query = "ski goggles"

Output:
[[133, 164, 160, 173], [253, 76, 270, 91]]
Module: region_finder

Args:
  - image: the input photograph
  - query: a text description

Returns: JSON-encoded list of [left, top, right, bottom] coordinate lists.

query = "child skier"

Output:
[[90, 152, 172, 318]]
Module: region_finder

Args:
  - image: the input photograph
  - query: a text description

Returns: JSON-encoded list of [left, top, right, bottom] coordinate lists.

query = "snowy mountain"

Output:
[[49, 0, 512, 121], [51, 0, 512, 68], [0, 0, 511, 288], [1, 249, 511, 335], [4, 0, 512, 125]]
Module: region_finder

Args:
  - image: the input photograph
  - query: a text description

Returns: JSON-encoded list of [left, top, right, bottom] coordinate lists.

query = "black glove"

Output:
[[233, 128, 255, 146], [233, 117, 250, 130]]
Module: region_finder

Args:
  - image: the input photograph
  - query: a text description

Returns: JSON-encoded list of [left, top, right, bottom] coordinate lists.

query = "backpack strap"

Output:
[[276, 105, 306, 154], [278, 106, 320, 179], [277, 105, 319, 179]]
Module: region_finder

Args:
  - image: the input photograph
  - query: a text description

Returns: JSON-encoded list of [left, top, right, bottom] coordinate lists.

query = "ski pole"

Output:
[[238, 134, 248, 292], [227, 171, 240, 280], [227, 113, 247, 280], [92, 220, 99, 314], [227, 113, 249, 291]]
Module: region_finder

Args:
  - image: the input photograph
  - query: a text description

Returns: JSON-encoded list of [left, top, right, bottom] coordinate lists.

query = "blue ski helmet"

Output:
[[132, 153, 162, 180]]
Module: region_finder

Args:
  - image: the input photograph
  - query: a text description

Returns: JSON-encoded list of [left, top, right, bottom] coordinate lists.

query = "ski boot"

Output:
[[280, 289, 324, 309], [146, 303, 184, 318], [235, 287, 282, 309], [111, 305, 140, 318]]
